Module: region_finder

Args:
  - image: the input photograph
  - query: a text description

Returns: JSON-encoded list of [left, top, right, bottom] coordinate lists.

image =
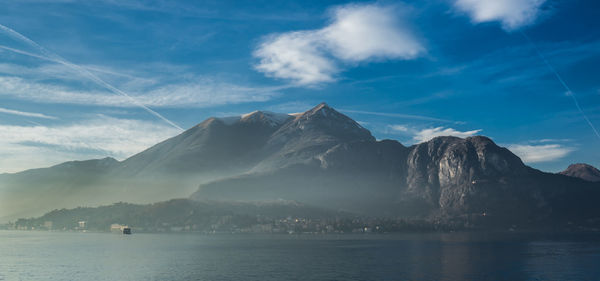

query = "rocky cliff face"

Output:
[[403, 136, 529, 213]]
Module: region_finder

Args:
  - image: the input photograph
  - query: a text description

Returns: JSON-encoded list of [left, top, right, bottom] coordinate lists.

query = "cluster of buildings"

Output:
[[143, 216, 388, 234], [6, 220, 133, 233], [6, 215, 435, 234]]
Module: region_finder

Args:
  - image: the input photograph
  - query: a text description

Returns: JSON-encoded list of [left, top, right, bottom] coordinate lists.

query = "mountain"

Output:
[[0, 109, 310, 221], [191, 133, 600, 228], [118, 110, 293, 177], [560, 163, 600, 182], [2, 103, 600, 230], [0, 104, 361, 221], [0, 157, 121, 221]]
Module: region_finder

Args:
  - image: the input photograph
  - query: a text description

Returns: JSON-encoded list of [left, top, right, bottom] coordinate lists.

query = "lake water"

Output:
[[1, 231, 599, 281]]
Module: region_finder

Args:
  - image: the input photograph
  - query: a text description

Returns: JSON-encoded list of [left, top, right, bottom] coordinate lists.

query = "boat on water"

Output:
[[110, 224, 132, 234]]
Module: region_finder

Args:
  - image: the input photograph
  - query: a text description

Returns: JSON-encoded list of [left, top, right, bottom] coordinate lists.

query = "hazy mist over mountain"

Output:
[[2, 103, 600, 231]]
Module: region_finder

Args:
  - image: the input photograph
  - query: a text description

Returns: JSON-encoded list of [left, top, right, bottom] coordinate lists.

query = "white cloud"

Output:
[[413, 127, 482, 143], [507, 143, 574, 163], [254, 3, 424, 85], [0, 116, 180, 173], [454, 0, 547, 30], [322, 4, 424, 61], [0, 107, 57, 119], [254, 31, 338, 85]]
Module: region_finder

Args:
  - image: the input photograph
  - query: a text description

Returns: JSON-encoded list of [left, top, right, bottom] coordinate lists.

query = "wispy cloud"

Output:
[[341, 109, 459, 123], [254, 3, 425, 85], [0, 116, 180, 173], [0, 71, 282, 108], [0, 107, 57, 119], [266, 101, 318, 114], [507, 143, 574, 163], [0, 29, 286, 128], [387, 124, 409, 132], [413, 127, 482, 143], [453, 0, 547, 31], [532, 138, 573, 144], [0, 24, 185, 131], [143, 79, 285, 107], [434, 40, 600, 93], [0, 40, 287, 109]]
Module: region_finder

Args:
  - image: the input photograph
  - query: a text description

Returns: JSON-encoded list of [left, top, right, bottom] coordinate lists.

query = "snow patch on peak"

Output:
[[240, 110, 260, 119], [212, 111, 293, 127], [240, 111, 292, 127], [211, 103, 346, 128]]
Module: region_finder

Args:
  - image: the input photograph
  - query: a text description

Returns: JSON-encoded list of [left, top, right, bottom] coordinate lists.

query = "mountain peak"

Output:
[[303, 102, 334, 118], [313, 102, 331, 110], [278, 103, 373, 142], [560, 163, 600, 182]]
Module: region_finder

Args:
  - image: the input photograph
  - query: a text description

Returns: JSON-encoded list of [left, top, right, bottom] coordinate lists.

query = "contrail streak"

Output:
[[0, 24, 184, 131], [0, 44, 52, 62], [0, 107, 57, 120], [520, 31, 600, 141]]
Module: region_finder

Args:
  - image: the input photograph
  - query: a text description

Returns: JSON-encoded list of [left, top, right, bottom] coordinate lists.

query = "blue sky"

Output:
[[0, 0, 598, 173]]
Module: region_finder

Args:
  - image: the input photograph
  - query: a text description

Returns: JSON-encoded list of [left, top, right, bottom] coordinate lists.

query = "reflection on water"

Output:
[[0, 231, 599, 281]]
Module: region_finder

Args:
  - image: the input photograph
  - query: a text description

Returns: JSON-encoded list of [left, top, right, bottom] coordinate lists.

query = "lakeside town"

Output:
[[3, 215, 441, 234]]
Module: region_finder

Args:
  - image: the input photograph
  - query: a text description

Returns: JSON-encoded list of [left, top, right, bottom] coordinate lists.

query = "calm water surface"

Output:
[[1, 231, 599, 280]]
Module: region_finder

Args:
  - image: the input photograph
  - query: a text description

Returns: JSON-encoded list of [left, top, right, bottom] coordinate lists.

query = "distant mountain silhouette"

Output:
[[2, 103, 600, 230], [560, 163, 600, 182]]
